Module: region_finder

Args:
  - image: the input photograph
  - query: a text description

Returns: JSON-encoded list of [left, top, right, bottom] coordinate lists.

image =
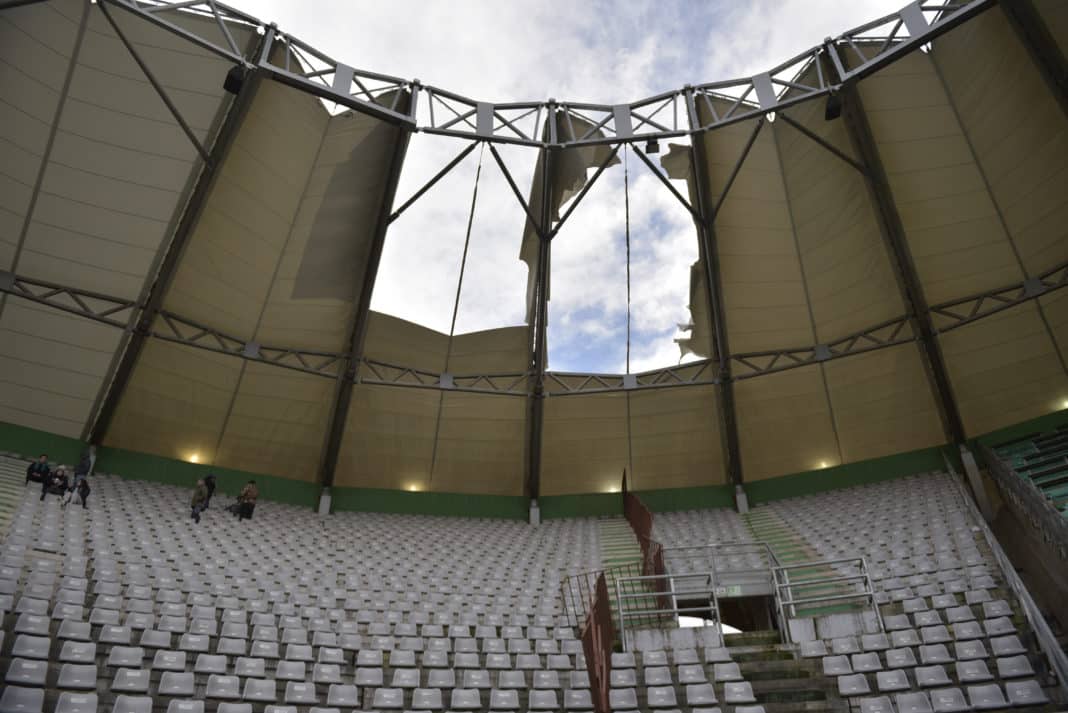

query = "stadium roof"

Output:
[[1, 0, 1066, 500]]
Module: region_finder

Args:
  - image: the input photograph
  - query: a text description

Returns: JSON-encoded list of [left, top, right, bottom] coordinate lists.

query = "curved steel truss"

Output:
[[87, 0, 995, 149], [5, 261, 1066, 397]]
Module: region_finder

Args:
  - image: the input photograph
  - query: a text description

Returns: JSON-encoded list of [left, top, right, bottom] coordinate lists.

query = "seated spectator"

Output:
[[237, 479, 258, 521], [25, 454, 50, 484], [40, 467, 68, 500]]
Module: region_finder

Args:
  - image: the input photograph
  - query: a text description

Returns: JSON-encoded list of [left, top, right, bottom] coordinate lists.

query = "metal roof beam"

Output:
[[84, 27, 268, 446], [684, 89, 745, 489], [316, 104, 414, 490]]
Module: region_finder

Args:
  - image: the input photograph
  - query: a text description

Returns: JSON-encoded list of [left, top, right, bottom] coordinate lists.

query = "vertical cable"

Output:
[[624, 146, 632, 374], [623, 146, 635, 484], [429, 143, 485, 484]]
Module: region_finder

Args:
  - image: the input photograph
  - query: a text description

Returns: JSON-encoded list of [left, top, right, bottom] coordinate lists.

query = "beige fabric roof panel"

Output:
[[363, 312, 449, 374], [735, 365, 838, 480], [336, 384, 439, 490], [850, 50, 1025, 304], [255, 109, 396, 350], [694, 109, 812, 353], [775, 77, 906, 343], [446, 326, 529, 374], [104, 339, 243, 464], [162, 76, 328, 339], [0, 0, 81, 271], [13, 3, 247, 302], [0, 299, 122, 438], [0, 0, 77, 268], [628, 385, 724, 490], [290, 102, 404, 304], [430, 392, 525, 495], [939, 301, 1068, 436], [541, 393, 627, 495], [214, 362, 332, 483], [821, 342, 944, 463], [933, 10, 1068, 277]]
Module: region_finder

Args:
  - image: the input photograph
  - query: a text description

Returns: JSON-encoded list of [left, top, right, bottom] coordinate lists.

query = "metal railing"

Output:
[[662, 540, 781, 586], [614, 572, 721, 651], [976, 442, 1068, 563], [560, 560, 645, 629], [773, 556, 884, 640], [944, 456, 1068, 699]]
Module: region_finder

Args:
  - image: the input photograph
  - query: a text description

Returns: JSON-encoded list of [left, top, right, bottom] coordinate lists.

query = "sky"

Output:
[[231, 0, 905, 373]]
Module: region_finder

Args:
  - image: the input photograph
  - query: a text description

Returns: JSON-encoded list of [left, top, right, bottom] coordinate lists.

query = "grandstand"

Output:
[[2, 0, 1068, 711]]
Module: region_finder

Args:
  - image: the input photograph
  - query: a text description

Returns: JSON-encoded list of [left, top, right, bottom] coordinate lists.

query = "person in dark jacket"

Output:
[[40, 467, 68, 500], [26, 454, 50, 484], [191, 479, 209, 523], [76, 476, 90, 509], [203, 473, 217, 509]]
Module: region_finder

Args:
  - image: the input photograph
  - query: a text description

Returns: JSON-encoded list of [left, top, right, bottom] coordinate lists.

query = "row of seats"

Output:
[[760, 473, 1059, 709]]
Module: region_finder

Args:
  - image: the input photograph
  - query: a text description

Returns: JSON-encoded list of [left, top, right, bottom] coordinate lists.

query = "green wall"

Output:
[[95, 446, 321, 508], [0, 421, 83, 465], [744, 445, 951, 505], [332, 486, 528, 520], [4, 408, 1067, 520], [540, 492, 622, 519]]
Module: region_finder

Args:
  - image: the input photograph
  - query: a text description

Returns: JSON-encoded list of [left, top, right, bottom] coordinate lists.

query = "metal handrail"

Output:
[[772, 554, 884, 638], [614, 571, 721, 651], [943, 456, 1068, 699]]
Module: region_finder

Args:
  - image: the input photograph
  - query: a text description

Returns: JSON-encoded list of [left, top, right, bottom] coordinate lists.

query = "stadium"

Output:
[[1, 0, 1068, 711]]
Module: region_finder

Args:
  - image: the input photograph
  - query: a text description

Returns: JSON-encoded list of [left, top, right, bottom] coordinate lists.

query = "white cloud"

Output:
[[230, 0, 907, 371]]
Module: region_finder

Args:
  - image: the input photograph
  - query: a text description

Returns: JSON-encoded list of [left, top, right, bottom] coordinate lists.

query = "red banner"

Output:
[[581, 573, 615, 713]]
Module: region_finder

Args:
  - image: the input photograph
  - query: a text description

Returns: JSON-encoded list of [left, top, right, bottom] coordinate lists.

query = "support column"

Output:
[[86, 32, 268, 445], [960, 445, 995, 522], [837, 81, 967, 445], [317, 104, 414, 491], [526, 111, 557, 509], [1001, 0, 1068, 118], [685, 93, 745, 490]]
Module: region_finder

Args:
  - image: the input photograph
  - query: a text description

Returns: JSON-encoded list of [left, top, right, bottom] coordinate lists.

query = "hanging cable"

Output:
[[446, 142, 486, 354], [429, 142, 485, 485], [624, 144, 632, 375], [623, 145, 635, 484]]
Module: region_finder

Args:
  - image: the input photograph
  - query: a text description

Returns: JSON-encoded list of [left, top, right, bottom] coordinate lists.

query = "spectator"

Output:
[[237, 479, 258, 521], [74, 449, 92, 480], [191, 478, 209, 523], [26, 454, 50, 485], [65, 475, 91, 509], [40, 467, 68, 501], [204, 473, 217, 509], [65, 456, 91, 508]]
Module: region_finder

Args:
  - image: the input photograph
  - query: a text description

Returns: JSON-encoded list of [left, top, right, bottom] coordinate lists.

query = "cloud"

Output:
[[230, 0, 906, 372]]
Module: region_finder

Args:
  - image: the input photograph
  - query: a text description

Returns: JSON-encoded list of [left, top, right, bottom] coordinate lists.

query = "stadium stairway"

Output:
[[744, 509, 865, 619], [0, 456, 25, 538]]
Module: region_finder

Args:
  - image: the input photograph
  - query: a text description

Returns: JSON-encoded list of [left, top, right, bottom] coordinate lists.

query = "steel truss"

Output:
[[730, 316, 915, 380], [0, 273, 137, 328], [930, 260, 1068, 333], [90, 0, 994, 149], [3, 265, 1067, 395]]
